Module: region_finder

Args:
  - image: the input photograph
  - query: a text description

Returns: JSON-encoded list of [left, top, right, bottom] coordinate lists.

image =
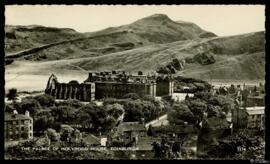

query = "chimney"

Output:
[[138, 71, 143, 75], [89, 73, 92, 78], [25, 110, 30, 117], [13, 110, 18, 115], [140, 118, 145, 125]]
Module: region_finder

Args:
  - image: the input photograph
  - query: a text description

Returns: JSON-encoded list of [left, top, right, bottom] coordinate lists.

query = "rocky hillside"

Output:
[[5, 14, 265, 81]]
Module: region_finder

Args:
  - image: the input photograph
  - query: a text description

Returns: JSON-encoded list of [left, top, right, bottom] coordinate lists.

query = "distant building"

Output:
[[85, 71, 157, 99], [4, 110, 33, 141], [45, 71, 174, 101]]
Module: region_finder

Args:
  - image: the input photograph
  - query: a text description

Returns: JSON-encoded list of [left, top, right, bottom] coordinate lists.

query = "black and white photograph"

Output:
[[3, 5, 267, 160]]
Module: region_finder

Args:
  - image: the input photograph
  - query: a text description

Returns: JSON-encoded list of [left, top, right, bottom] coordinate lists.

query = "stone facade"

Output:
[[156, 76, 174, 96], [5, 111, 33, 141], [45, 71, 173, 101], [45, 74, 95, 101]]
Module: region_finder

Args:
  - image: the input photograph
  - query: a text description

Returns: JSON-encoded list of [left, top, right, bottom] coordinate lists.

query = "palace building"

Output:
[[45, 71, 174, 101]]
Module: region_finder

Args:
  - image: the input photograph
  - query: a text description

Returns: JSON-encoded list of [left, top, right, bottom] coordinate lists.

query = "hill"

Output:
[[5, 25, 84, 53], [4, 14, 265, 83], [5, 14, 216, 60]]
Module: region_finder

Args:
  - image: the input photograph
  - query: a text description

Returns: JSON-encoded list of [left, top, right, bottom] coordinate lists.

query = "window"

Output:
[[29, 126, 32, 130], [21, 127, 24, 131], [21, 120, 24, 124]]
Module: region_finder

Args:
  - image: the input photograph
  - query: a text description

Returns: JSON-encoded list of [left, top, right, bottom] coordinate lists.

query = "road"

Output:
[[145, 114, 168, 128]]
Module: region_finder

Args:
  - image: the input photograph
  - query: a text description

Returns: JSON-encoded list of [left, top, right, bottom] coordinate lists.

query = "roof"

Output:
[[247, 95, 265, 99], [153, 125, 195, 134], [82, 134, 100, 145], [117, 122, 145, 133], [5, 113, 32, 121], [246, 107, 264, 115]]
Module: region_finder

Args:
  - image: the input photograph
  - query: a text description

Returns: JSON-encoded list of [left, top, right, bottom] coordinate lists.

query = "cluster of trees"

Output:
[[6, 91, 168, 135], [5, 93, 124, 134], [152, 138, 182, 159], [35, 100, 124, 134], [206, 132, 262, 159], [168, 91, 234, 126], [103, 94, 169, 123]]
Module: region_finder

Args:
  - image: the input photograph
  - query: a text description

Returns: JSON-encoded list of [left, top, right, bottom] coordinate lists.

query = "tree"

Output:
[[51, 106, 77, 124], [77, 103, 117, 133], [60, 125, 74, 141], [185, 99, 207, 123], [232, 107, 249, 130], [34, 111, 55, 134], [168, 103, 196, 125], [55, 99, 83, 108], [34, 94, 55, 107], [106, 103, 124, 119], [6, 88, 18, 101], [147, 125, 155, 136], [194, 91, 213, 101], [45, 128, 60, 142], [18, 98, 41, 115], [5, 104, 15, 113], [123, 100, 143, 122]]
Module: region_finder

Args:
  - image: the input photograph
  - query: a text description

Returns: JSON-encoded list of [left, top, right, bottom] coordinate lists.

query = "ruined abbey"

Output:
[[45, 71, 174, 101]]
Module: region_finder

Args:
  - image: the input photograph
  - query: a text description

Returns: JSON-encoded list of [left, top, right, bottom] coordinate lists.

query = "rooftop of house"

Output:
[[84, 71, 173, 83], [247, 95, 265, 99], [81, 133, 100, 145], [117, 122, 146, 133], [246, 107, 264, 115], [152, 124, 195, 134], [5, 113, 32, 121]]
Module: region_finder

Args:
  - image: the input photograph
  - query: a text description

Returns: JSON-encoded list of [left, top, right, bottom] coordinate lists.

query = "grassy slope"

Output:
[[5, 31, 265, 81], [5, 25, 84, 53]]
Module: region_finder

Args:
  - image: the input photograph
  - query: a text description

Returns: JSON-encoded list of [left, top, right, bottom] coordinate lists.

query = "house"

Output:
[[4, 110, 33, 141], [81, 134, 101, 146], [245, 107, 264, 130], [107, 121, 146, 147]]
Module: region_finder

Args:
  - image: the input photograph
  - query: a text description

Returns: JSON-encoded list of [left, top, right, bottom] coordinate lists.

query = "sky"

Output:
[[5, 5, 265, 36]]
